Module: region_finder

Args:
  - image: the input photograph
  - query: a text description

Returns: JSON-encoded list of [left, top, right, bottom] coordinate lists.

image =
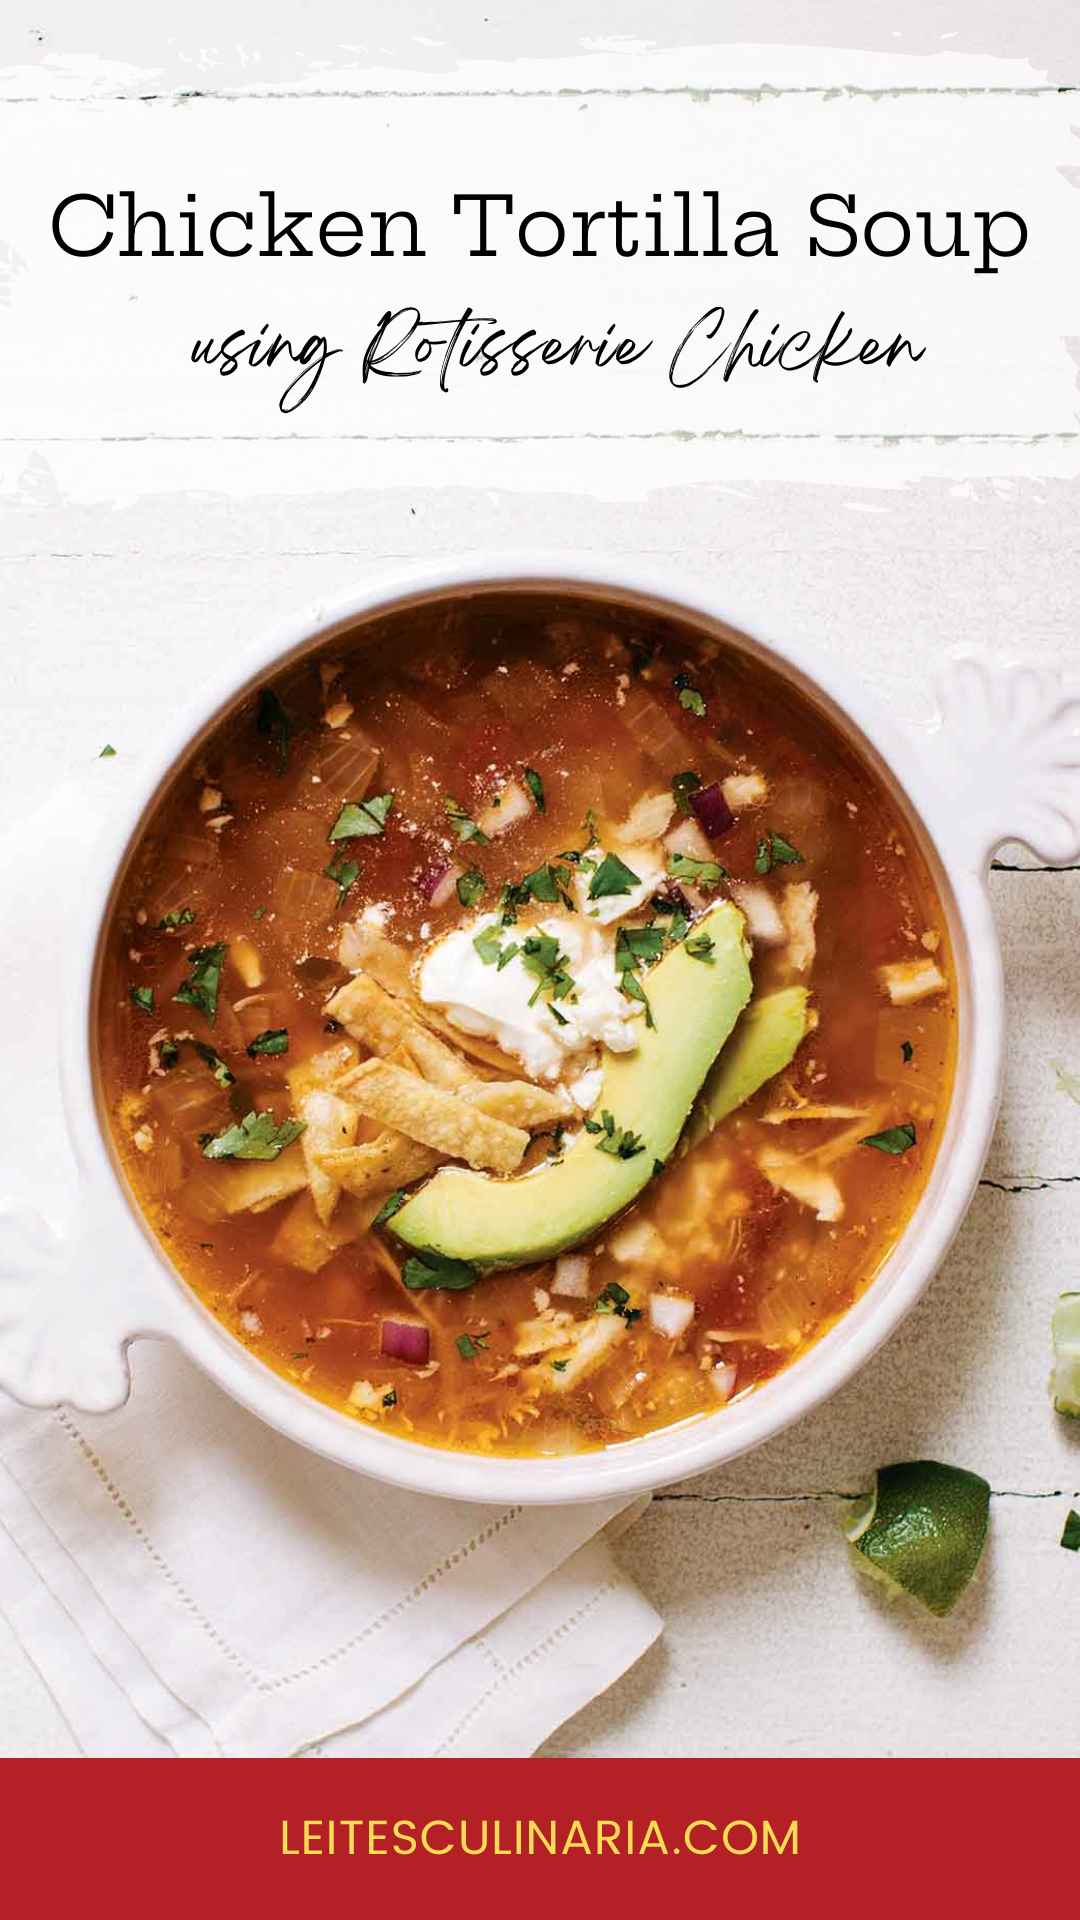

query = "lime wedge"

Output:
[[845, 1461, 990, 1616], [1050, 1292, 1080, 1417]]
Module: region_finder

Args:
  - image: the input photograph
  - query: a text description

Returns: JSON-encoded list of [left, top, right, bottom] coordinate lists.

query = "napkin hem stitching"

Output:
[[53, 1407, 523, 1692], [432, 1576, 618, 1756]]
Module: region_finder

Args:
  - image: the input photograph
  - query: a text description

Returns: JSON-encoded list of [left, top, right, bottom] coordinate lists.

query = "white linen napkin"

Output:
[[0, 765, 659, 1757]]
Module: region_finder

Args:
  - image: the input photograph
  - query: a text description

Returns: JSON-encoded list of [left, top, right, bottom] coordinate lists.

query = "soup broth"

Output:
[[98, 591, 955, 1456]]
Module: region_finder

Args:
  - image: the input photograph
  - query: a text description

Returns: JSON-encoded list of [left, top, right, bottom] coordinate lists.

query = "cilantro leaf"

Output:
[[678, 687, 706, 717], [594, 1279, 642, 1322], [402, 1250, 479, 1292], [588, 851, 641, 901], [156, 906, 195, 931], [901, 1040, 914, 1064], [667, 853, 726, 888], [201, 1110, 305, 1161], [129, 985, 155, 1016], [473, 925, 504, 966], [754, 830, 804, 874], [444, 798, 489, 845], [246, 1029, 289, 1058], [671, 770, 702, 813], [685, 932, 715, 962], [860, 1123, 917, 1155], [324, 855, 360, 906], [174, 942, 227, 1022], [1061, 1509, 1080, 1552], [456, 1331, 490, 1360], [592, 1109, 647, 1160], [456, 867, 486, 908], [256, 687, 292, 774], [329, 792, 394, 842], [99, 744, 117, 758], [382, 1389, 397, 1408], [523, 767, 545, 812], [372, 1189, 406, 1228], [615, 925, 665, 968], [520, 932, 576, 1010], [192, 1040, 235, 1087]]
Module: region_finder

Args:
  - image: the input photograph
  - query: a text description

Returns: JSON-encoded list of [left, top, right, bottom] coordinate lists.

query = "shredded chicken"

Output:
[[879, 956, 947, 1005], [781, 881, 818, 973]]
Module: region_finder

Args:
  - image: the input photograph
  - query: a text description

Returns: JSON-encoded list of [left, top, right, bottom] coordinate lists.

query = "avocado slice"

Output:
[[391, 900, 752, 1269], [686, 985, 810, 1147]]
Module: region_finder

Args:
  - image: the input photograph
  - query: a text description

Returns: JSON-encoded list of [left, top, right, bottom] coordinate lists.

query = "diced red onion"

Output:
[[428, 862, 464, 910], [689, 781, 735, 840], [380, 1318, 431, 1365], [418, 857, 457, 905]]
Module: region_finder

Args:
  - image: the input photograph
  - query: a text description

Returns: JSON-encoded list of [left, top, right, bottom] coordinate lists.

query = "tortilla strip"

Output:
[[325, 974, 472, 1089], [461, 1080, 571, 1131], [298, 1088, 359, 1225], [336, 1059, 528, 1172], [337, 923, 414, 998], [320, 1134, 443, 1201], [408, 1001, 522, 1079], [286, 1040, 359, 1105], [268, 1188, 375, 1274]]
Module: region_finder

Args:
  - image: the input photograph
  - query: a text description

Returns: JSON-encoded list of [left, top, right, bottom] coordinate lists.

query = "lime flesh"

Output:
[[845, 1461, 990, 1616]]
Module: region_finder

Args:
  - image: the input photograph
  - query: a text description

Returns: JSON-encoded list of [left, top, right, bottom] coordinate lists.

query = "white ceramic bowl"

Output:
[[3, 560, 1079, 1504]]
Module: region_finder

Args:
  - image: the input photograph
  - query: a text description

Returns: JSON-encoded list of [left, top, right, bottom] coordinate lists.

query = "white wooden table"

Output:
[[1, 3, 1077, 1758]]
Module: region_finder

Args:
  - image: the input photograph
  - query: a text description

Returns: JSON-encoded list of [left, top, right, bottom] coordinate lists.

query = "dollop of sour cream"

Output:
[[418, 913, 641, 1081]]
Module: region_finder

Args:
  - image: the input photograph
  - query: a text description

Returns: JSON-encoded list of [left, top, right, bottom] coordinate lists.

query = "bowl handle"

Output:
[[919, 656, 1080, 870], [0, 1188, 182, 1415]]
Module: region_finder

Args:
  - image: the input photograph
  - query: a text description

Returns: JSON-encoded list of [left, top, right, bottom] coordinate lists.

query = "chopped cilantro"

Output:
[[754, 830, 804, 874], [860, 1123, 917, 1155], [382, 1389, 397, 1409], [672, 769, 702, 813], [501, 861, 575, 916], [615, 925, 666, 968], [588, 851, 641, 902], [444, 797, 489, 845], [456, 866, 486, 908], [256, 687, 292, 774], [901, 1040, 914, 1063], [192, 1040, 235, 1087], [253, 906, 266, 921], [98, 744, 117, 758], [156, 906, 195, 931], [173, 942, 226, 1023], [618, 967, 654, 1028], [324, 855, 360, 907], [129, 985, 155, 1016], [246, 1028, 289, 1058], [456, 1330, 490, 1361], [372, 1189, 406, 1228], [551, 1359, 569, 1373], [523, 767, 545, 812], [402, 1250, 479, 1292], [652, 1157, 665, 1178], [667, 853, 726, 888], [159, 1037, 179, 1071], [329, 792, 394, 842], [594, 1280, 642, 1323], [593, 1109, 646, 1160], [678, 686, 706, 717], [1061, 1509, 1080, 1552], [520, 931, 576, 1010], [201, 1110, 305, 1161], [473, 925, 504, 966], [685, 932, 715, 962], [496, 940, 520, 971]]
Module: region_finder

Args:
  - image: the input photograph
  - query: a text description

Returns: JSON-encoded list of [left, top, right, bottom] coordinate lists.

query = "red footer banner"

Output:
[[0, 1757, 1068, 1907]]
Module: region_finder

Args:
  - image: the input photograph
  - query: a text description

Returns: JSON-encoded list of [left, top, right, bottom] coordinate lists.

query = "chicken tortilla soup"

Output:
[[98, 592, 955, 1456]]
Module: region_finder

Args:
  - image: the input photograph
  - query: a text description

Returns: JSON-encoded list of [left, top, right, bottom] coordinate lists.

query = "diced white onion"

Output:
[[648, 1292, 694, 1339], [553, 1253, 591, 1298], [429, 862, 464, 910], [710, 1361, 738, 1401], [730, 881, 785, 946]]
